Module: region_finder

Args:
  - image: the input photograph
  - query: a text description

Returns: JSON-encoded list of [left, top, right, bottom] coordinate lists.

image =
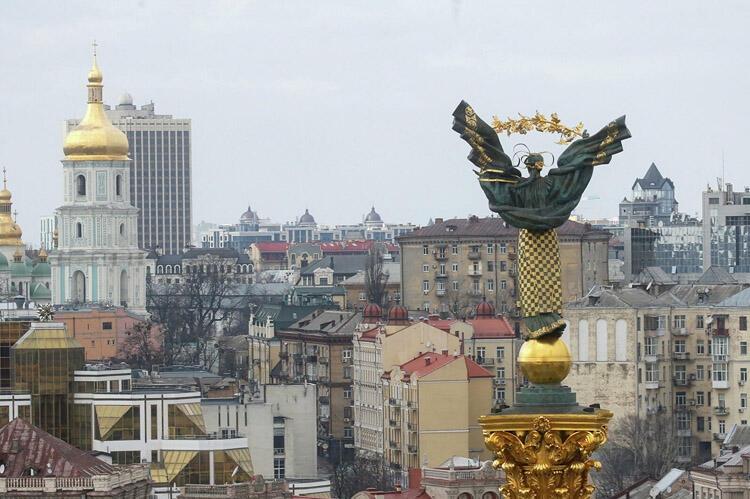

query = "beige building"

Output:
[[382, 352, 494, 482], [564, 276, 750, 463], [397, 217, 610, 328], [691, 444, 750, 498]]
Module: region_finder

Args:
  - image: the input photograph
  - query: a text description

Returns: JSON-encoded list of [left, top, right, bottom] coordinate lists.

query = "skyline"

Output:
[[2, 1, 749, 247]]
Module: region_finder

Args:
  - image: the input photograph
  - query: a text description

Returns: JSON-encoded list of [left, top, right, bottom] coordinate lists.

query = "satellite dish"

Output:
[[0, 463, 5, 473]]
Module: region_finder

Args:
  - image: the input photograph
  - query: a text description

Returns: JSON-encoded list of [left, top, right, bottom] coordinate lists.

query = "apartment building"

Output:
[[564, 275, 750, 463], [398, 217, 610, 326]]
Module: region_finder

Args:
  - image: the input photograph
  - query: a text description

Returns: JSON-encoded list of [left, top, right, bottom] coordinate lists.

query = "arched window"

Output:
[[119, 223, 125, 236], [115, 174, 122, 196], [76, 175, 86, 196], [72, 270, 86, 303], [157, 265, 164, 274], [120, 269, 129, 306], [76, 222, 83, 238], [165, 265, 172, 274], [175, 265, 181, 274]]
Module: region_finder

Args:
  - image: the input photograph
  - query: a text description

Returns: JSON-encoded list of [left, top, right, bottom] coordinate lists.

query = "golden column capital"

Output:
[[480, 410, 613, 499]]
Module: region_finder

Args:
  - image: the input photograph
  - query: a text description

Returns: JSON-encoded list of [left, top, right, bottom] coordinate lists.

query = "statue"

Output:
[[452, 101, 630, 340]]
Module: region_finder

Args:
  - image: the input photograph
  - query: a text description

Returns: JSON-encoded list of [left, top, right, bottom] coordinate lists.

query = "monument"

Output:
[[453, 101, 630, 498]]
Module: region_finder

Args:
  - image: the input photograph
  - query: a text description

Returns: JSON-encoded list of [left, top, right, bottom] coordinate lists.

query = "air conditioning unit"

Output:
[[740, 408, 745, 413], [423, 290, 429, 294], [344, 418, 351, 423]]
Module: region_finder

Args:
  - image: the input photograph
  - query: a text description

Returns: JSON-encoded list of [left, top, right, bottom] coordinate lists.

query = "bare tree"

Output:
[[365, 250, 389, 306], [118, 321, 163, 371], [443, 282, 480, 320], [331, 455, 394, 499], [147, 256, 250, 368], [593, 412, 680, 496]]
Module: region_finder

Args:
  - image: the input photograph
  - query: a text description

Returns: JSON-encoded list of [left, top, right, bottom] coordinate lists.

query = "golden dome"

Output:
[[63, 57, 129, 161], [517, 336, 572, 385], [0, 178, 23, 247]]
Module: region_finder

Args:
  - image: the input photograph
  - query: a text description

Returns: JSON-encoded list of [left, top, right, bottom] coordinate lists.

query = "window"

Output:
[[696, 340, 705, 355], [76, 175, 86, 196], [742, 393, 747, 409], [343, 388, 351, 399], [472, 280, 480, 293], [452, 244, 458, 255], [697, 416, 705, 432], [696, 315, 704, 328], [499, 242, 506, 254], [494, 387, 505, 402], [422, 280, 430, 293], [487, 279, 494, 291], [709, 197, 719, 204], [439, 263, 446, 275], [496, 346, 505, 360], [741, 368, 748, 383], [475, 347, 486, 363], [742, 342, 748, 355], [274, 458, 285, 479], [451, 262, 458, 272], [496, 366, 505, 378], [487, 261, 494, 271], [342, 348, 352, 361], [422, 263, 429, 272], [673, 315, 686, 329], [501, 280, 507, 290], [423, 245, 429, 255], [358, 292, 366, 301], [674, 340, 686, 354], [487, 243, 494, 254], [344, 427, 353, 438], [103, 322, 112, 330], [742, 317, 748, 331], [115, 174, 122, 196], [696, 391, 704, 406], [343, 366, 352, 379], [719, 420, 726, 435], [675, 392, 686, 406], [696, 365, 704, 380], [452, 281, 459, 291], [76, 222, 83, 238]]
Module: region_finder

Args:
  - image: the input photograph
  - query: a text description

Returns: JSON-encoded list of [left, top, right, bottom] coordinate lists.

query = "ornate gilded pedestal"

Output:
[[479, 338, 612, 499]]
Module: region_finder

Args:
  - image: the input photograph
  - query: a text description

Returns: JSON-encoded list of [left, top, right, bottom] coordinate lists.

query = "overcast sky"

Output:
[[1, 1, 748, 247]]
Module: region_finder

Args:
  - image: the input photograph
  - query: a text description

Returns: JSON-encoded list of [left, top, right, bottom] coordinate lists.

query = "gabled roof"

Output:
[[566, 286, 658, 309], [632, 163, 674, 191], [339, 262, 401, 286], [285, 309, 361, 336], [664, 284, 747, 306], [696, 266, 738, 285], [384, 352, 493, 381], [637, 266, 678, 286], [0, 418, 117, 477]]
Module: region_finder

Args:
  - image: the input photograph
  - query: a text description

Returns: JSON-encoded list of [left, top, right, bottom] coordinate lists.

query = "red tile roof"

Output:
[[253, 242, 290, 252], [383, 352, 493, 381], [398, 217, 607, 239], [0, 418, 118, 477], [467, 316, 515, 339]]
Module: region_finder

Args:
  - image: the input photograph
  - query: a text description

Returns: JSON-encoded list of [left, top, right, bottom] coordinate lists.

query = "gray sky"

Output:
[[1, 1, 749, 247]]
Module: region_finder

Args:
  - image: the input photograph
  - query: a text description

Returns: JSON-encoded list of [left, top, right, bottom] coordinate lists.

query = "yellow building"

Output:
[[353, 306, 462, 459], [397, 217, 610, 323], [382, 351, 493, 481]]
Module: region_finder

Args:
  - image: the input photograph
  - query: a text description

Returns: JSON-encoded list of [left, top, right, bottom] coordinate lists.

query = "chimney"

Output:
[[425, 356, 431, 365], [395, 482, 402, 493], [441, 348, 449, 356]]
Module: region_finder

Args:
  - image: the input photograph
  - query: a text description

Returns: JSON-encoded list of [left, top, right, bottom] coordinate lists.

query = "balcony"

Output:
[[467, 269, 482, 276], [673, 352, 690, 361], [508, 268, 517, 277], [673, 327, 689, 336], [407, 401, 418, 408], [279, 351, 289, 359], [389, 419, 398, 427], [712, 328, 729, 337], [713, 432, 726, 441], [644, 328, 666, 337], [407, 423, 417, 431], [644, 380, 662, 390], [713, 379, 730, 389], [478, 358, 495, 366], [389, 441, 399, 449], [674, 404, 691, 413], [714, 406, 729, 416], [467, 251, 481, 260], [644, 354, 660, 363], [388, 398, 399, 406], [434, 271, 448, 279], [407, 445, 418, 453], [713, 354, 728, 362], [494, 378, 506, 386], [433, 252, 448, 261], [436, 289, 446, 297], [676, 428, 692, 437], [673, 376, 692, 387]]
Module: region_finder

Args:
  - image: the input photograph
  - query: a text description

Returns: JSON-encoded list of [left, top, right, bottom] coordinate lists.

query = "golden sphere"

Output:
[[518, 336, 572, 384]]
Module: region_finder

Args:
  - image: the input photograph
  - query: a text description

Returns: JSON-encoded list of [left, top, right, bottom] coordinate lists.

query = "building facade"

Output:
[[398, 217, 610, 322], [65, 92, 192, 254], [618, 163, 677, 227], [564, 280, 750, 464], [51, 58, 147, 313]]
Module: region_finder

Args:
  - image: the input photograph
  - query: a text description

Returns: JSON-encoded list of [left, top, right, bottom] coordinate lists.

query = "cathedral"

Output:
[[49, 56, 147, 313]]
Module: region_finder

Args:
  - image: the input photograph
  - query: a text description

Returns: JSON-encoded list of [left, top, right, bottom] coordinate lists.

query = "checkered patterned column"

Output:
[[518, 228, 564, 338]]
